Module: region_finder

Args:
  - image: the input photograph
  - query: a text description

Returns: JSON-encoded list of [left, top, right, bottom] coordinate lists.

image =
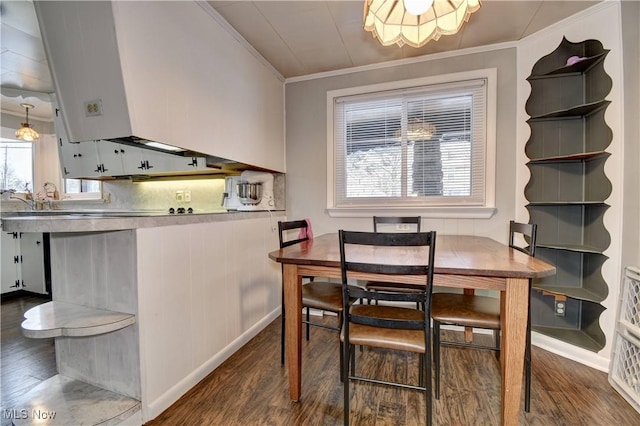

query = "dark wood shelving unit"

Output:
[[525, 37, 612, 351]]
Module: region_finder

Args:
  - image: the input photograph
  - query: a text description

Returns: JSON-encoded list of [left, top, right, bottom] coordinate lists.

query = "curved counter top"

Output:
[[1, 210, 285, 233]]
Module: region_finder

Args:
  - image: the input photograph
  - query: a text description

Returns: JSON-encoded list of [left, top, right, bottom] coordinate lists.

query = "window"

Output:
[[64, 178, 101, 195], [327, 69, 496, 218], [0, 139, 33, 192]]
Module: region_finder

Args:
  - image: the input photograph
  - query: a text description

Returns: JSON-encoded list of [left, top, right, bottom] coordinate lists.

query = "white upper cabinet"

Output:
[[35, 1, 285, 173]]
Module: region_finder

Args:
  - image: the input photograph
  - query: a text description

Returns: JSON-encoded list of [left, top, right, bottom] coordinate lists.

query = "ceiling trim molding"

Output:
[[197, 1, 285, 83], [285, 40, 519, 84]]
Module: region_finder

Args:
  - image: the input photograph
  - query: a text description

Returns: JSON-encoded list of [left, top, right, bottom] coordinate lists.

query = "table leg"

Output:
[[463, 288, 475, 342], [283, 263, 302, 401], [500, 277, 529, 425]]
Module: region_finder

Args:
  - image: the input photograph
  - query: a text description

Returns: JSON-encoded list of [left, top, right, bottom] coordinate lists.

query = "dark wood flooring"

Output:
[[2, 296, 639, 425], [149, 315, 640, 425], [1, 295, 56, 425]]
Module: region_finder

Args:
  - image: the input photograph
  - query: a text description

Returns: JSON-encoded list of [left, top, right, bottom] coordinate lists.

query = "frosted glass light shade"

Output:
[[15, 103, 40, 141], [363, 0, 481, 48], [15, 124, 40, 142]]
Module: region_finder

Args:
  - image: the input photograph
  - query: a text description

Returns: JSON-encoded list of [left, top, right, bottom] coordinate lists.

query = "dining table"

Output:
[[268, 232, 556, 426]]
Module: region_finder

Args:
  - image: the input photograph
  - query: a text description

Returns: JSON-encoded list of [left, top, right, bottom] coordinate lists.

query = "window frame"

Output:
[[326, 68, 497, 218]]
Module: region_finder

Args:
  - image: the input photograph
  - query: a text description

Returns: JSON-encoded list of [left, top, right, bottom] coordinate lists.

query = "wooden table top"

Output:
[[269, 233, 555, 279]]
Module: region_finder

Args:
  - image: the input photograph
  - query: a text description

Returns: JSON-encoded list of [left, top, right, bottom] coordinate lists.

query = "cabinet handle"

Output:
[[138, 161, 146, 170], [188, 157, 198, 167], [146, 160, 153, 169], [14, 256, 19, 264], [63, 167, 70, 176], [120, 149, 125, 153], [36, 241, 41, 245], [115, 149, 119, 154]]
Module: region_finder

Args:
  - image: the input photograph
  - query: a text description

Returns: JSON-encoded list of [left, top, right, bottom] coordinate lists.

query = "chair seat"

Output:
[[364, 280, 424, 293], [302, 281, 344, 312], [340, 304, 425, 353], [431, 293, 500, 329]]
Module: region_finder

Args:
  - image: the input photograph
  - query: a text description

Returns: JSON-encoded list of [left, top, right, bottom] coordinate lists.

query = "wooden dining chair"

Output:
[[431, 220, 537, 412], [365, 216, 425, 305], [278, 220, 353, 365], [339, 229, 437, 426]]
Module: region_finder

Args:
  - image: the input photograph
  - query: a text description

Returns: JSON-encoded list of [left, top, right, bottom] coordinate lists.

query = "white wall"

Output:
[[619, 0, 640, 269]]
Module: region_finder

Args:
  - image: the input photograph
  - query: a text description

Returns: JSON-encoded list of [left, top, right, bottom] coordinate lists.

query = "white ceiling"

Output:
[[1, 0, 600, 122]]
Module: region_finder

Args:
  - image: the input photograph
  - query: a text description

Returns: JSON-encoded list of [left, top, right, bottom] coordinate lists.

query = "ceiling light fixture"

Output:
[[363, 0, 482, 48], [15, 103, 40, 141]]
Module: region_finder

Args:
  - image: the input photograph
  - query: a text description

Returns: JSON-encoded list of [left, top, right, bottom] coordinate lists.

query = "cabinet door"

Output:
[[53, 96, 101, 178], [95, 140, 126, 176], [1, 232, 20, 294], [19, 233, 46, 295], [59, 141, 101, 178]]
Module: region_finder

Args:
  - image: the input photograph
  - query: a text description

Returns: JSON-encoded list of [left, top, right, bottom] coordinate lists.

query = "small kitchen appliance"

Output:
[[221, 175, 243, 211], [236, 171, 275, 211]]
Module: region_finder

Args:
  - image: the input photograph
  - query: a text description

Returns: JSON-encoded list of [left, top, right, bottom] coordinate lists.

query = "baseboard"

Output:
[[143, 307, 281, 422], [532, 332, 611, 372]]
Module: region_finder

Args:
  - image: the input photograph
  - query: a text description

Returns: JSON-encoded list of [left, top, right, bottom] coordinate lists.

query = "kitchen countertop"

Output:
[[1, 210, 285, 233]]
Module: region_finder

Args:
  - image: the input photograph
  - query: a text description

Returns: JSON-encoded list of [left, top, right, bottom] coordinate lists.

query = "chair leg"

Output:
[[350, 344, 356, 376], [343, 341, 351, 425], [525, 309, 532, 412], [419, 354, 424, 387], [280, 292, 285, 365], [305, 307, 310, 341], [434, 320, 441, 400], [494, 329, 501, 361], [426, 325, 433, 426]]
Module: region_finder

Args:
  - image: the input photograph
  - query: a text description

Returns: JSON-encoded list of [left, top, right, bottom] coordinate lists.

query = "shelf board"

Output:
[[21, 301, 136, 339], [10, 374, 140, 426], [527, 151, 610, 164], [526, 201, 608, 206], [532, 285, 607, 303], [532, 325, 605, 352], [527, 99, 610, 121], [527, 52, 608, 79], [536, 243, 607, 255]]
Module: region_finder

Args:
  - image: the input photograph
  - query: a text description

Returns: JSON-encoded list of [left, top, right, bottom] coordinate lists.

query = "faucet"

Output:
[[9, 195, 35, 210]]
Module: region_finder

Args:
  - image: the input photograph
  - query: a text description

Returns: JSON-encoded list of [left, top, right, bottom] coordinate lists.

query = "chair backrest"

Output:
[[278, 220, 309, 249], [509, 220, 537, 256], [373, 216, 421, 233], [339, 230, 436, 330]]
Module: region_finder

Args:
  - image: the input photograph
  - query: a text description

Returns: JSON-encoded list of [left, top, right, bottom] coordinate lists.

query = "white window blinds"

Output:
[[332, 78, 488, 209]]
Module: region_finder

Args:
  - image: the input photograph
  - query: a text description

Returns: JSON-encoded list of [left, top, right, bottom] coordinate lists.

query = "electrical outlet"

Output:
[[554, 300, 566, 316], [176, 190, 184, 202], [84, 99, 103, 117], [396, 224, 410, 231], [184, 190, 191, 202]]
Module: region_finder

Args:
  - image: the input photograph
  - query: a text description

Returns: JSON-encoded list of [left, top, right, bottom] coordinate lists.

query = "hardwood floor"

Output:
[[1, 295, 56, 425], [2, 297, 639, 425], [148, 315, 640, 426]]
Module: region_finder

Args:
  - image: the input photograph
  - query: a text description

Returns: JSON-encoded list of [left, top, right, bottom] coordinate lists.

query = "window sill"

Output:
[[327, 206, 496, 219]]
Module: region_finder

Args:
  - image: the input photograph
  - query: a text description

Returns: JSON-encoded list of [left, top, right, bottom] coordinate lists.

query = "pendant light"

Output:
[[15, 103, 40, 141], [363, 0, 482, 48]]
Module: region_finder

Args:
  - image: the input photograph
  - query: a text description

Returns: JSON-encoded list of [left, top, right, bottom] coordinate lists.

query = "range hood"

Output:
[[35, 0, 285, 175]]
